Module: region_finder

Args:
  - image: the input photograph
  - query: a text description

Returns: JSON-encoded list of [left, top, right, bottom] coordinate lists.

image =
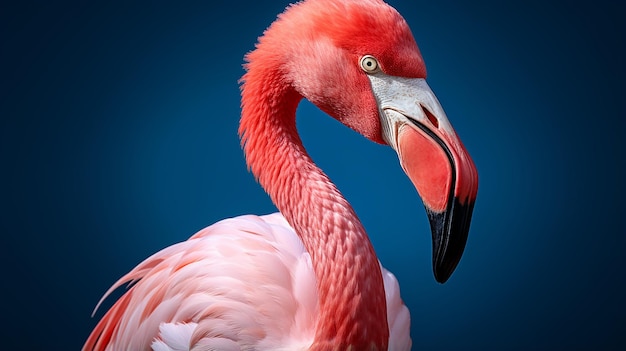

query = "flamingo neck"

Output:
[[240, 69, 389, 349]]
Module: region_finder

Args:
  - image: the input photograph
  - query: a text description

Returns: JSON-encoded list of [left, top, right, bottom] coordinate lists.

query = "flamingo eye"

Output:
[[359, 55, 380, 73]]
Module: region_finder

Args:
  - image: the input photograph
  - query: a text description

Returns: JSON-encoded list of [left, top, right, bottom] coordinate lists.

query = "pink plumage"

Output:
[[85, 214, 410, 350], [84, 0, 478, 350]]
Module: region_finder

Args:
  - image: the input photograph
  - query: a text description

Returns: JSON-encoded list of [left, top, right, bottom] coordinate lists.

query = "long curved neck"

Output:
[[240, 66, 389, 349]]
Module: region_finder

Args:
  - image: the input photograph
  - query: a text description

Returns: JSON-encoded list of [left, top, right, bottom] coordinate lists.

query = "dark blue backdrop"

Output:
[[2, 0, 624, 349]]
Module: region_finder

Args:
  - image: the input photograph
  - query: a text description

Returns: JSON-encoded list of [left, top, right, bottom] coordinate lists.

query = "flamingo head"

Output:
[[247, 0, 478, 283]]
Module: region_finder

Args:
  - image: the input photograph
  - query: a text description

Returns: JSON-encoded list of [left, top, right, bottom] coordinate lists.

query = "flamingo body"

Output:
[[85, 0, 478, 349], [85, 214, 410, 350]]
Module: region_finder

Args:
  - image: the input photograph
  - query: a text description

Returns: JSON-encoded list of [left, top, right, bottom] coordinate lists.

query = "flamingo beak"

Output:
[[368, 74, 478, 283]]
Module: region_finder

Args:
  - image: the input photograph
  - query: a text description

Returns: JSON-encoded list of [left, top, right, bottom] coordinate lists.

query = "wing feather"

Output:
[[84, 213, 317, 350], [84, 213, 411, 350]]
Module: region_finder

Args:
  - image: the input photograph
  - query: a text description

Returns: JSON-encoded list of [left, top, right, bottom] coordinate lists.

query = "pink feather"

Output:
[[84, 214, 410, 350]]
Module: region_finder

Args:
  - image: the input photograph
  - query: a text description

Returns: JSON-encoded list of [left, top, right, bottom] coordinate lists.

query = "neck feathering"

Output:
[[239, 53, 389, 349]]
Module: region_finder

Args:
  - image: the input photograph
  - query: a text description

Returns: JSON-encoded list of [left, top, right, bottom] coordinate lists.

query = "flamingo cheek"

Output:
[[397, 124, 452, 213]]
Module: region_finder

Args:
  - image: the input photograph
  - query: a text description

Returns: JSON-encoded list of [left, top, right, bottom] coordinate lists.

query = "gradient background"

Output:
[[2, 0, 624, 349]]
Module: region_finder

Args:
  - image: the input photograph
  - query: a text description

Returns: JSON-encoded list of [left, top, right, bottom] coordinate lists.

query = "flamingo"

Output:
[[84, 0, 478, 350]]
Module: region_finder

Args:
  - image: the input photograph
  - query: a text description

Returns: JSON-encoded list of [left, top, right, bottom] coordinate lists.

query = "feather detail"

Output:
[[84, 214, 318, 350], [84, 213, 411, 350]]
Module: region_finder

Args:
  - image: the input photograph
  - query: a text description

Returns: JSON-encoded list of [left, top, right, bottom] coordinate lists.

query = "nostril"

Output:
[[421, 104, 439, 129]]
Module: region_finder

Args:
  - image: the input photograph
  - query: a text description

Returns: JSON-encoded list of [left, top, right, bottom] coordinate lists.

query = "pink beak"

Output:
[[369, 75, 478, 283]]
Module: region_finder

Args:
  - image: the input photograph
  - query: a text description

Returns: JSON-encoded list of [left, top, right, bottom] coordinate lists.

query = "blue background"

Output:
[[1, 0, 624, 349]]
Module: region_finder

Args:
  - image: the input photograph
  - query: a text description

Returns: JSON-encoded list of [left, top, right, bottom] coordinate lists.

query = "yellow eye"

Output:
[[359, 55, 379, 73]]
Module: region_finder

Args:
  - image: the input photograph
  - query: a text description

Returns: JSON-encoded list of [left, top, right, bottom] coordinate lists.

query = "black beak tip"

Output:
[[434, 262, 456, 284], [428, 197, 475, 284]]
